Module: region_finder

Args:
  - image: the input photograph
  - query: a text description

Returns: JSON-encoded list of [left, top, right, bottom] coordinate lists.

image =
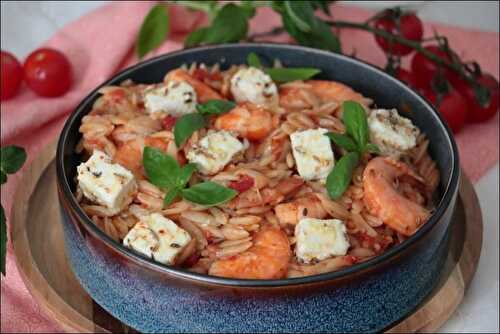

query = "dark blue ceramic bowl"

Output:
[[56, 44, 460, 333]]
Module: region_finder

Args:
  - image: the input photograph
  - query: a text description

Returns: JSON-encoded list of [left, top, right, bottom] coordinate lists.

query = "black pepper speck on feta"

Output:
[[144, 80, 197, 117], [368, 109, 419, 157], [230, 67, 278, 108]]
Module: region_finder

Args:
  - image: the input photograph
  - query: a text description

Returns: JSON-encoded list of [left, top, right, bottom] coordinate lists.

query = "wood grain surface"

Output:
[[10, 143, 483, 333]]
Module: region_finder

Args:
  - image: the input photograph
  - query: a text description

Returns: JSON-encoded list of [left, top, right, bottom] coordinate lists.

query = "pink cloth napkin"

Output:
[[0, 2, 498, 333]]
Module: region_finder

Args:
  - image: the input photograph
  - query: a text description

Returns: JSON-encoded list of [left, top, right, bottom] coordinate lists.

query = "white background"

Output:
[[1, 1, 499, 333]]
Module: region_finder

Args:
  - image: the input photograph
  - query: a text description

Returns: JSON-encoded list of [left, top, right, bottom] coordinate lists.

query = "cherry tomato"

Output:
[[161, 115, 177, 130], [228, 175, 254, 193], [411, 46, 451, 90], [424, 88, 468, 133], [395, 68, 417, 88], [374, 11, 423, 56], [23, 48, 72, 97], [451, 74, 499, 123], [1, 51, 23, 100]]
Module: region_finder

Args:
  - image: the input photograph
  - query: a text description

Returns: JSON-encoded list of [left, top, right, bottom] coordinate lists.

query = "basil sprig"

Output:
[[1, 145, 27, 275], [143, 147, 237, 207], [136, 4, 170, 59], [246, 52, 321, 83], [174, 99, 235, 147], [325, 101, 380, 199]]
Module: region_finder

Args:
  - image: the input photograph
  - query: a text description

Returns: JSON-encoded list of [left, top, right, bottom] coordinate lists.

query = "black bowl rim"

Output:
[[56, 43, 460, 288]]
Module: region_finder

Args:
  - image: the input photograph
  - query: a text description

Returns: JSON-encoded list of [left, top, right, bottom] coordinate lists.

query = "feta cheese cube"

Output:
[[186, 130, 247, 175], [123, 213, 192, 265], [230, 67, 278, 108], [290, 128, 335, 181], [77, 150, 137, 215], [295, 218, 350, 264], [144, 80, 197, 117], [123, 221, 159, 258], [368, 109, 419, 157]]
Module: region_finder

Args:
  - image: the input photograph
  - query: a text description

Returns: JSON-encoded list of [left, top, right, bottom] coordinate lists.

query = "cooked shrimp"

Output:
[[363, 157, 430, 236], [275, 193, 327, 225], [214, 102, 273, 141], [113, 136, 172, 177], [279, 80, 372, 110], [209, 227, 291, 279], [165, 69, 222, 103]]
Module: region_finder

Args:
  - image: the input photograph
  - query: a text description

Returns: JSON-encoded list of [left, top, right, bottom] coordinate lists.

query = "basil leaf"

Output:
[[342, 101, 369, 153], [247, 52, 262, 68], [326, 152, 359, 200], [174, 113, 207, 147], [202, 4, 249, 44], [1, 205, 6, 275], [143, 147, 180, 189], [280, 1, 341, 53], [239, 0, 257, 19], [136, 4, 169, 59], [177, 163, 197, 188], [181, 181, 237, 206], [264, 67, 321, 83], [1, 145, 27, 174], [284, 1, 312, 32], [325, 132, 358, 152], [196, 100, 236, 115], [163, 188, 180, 208], [0, 171, 6, 185], [184, 27, 210, 48], [366, 143, 381, 155]]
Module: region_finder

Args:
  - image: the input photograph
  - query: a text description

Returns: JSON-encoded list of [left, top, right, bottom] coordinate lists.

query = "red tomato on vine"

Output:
[[424, 88, 468, 133], [374, 11, 423, 56]]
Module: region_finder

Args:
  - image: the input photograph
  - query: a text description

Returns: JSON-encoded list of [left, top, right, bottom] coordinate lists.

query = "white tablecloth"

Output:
[[1, 1, 498, 332]]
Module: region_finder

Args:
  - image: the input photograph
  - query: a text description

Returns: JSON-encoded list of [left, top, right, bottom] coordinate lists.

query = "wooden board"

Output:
[[10, 142, 483, 333]]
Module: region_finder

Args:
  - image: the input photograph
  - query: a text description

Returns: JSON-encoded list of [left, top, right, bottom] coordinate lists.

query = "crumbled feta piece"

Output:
[[230, 67, 278, 108], [123, 213, 192, 265], [290, 128, 335, 181], [368, 109, 419, 157], [186, 130, 247, 175], [144, 80, 197, 117], [295, 218, 350, 264], [77, 150, 137, 215], [123, 221, 159, 258]]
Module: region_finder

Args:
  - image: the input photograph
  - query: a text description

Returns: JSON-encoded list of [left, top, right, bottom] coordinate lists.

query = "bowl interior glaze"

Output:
[[57, 43, 459, 287]]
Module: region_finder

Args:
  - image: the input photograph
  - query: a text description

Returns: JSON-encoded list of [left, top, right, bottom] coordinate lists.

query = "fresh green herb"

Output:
[[185, 28, 211, 48], [325, 132, 358, 152], [1, 146, 27, 174], [142, 147, 237, 207], [246, 52, 321, 83], [326, 152, 359, 200], [181, 181, 237, 206], [247, 52, 263, 68], [264, 67, 321, 83], [279, 1, 341, 53], [176, 163, 197, 188], [0, 145, 27, 275], [136, 4, 170, 59], [324, 101, 380, 200], [184, 3, 253, 47], [163, 188, 180, 207], [174, 113, 207, 147], [0, 206, 5, 275], [196, 100, 236, 115], [342, 100, 370, 154], [366, 143, 381, 155], [143, 146, 180, 188]]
